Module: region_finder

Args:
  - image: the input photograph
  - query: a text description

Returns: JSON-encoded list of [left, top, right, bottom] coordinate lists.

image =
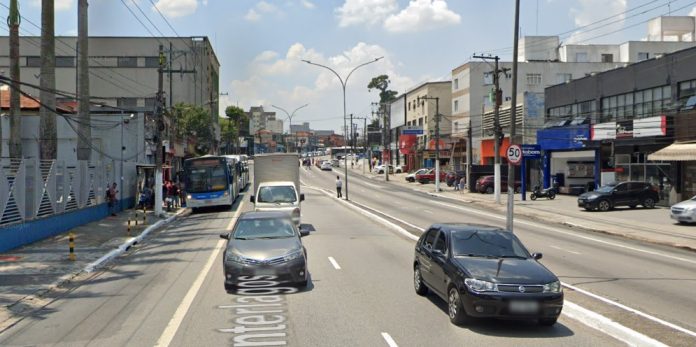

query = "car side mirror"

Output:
[[299, 228, 309, 237], [250, 195, 255, 203], [300, 193, 305, 202], [532, 252, 543, 260], [219, 233, 229, 240]]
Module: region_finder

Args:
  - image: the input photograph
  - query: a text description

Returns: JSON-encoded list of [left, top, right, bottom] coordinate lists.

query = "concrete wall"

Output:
[[620, 41, 696, 62]]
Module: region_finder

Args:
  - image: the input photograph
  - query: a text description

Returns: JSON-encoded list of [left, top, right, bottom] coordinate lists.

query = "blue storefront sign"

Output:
[[521, 144, 541, 159], [537, 125, 589, 150]]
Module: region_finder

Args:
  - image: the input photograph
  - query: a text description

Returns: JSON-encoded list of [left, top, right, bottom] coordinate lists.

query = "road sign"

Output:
[[521, 144, 541, 159], [401, 126, 423, 135], [507, 144, 522, 165]]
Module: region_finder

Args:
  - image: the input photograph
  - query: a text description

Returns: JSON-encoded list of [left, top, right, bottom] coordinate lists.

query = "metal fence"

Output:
[[0, 159, 113, 227]]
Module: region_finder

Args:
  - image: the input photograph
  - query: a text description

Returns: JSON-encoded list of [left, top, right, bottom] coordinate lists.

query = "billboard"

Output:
[[390, 95, 406, 129]]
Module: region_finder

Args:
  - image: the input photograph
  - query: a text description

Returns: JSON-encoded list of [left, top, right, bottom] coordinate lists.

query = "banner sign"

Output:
[[521, 144, 541, 159]]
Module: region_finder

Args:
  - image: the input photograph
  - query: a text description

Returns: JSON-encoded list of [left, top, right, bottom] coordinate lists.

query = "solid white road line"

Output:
[[155, 202, 244, 347], [550, 245, 582, 255], [328, 256, 341, 270], [381, 332, 399, 347], [423, 209, 434, 214]]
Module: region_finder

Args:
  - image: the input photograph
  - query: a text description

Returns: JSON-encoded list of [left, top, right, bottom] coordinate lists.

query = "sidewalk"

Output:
[[345, 163, 696, 252], [0, 206, 187, 330]]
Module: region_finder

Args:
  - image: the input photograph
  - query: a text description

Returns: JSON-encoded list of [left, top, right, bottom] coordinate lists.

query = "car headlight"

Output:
[[464, 278, 498, 292], [224, 190, 229, 196], [585, 195, 598, 201], [225, 252, 246, 264], [283, 250, 304, 262], [187, 194, 192, 200], [543, 281, 562, 293]]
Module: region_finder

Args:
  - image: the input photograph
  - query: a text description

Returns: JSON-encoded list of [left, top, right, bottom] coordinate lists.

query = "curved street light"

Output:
[[272, 103, 309, 153], [302, 57, 383, 200]]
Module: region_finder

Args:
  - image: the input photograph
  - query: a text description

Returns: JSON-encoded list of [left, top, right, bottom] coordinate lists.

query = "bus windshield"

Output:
[[185, 159, 229, 193]]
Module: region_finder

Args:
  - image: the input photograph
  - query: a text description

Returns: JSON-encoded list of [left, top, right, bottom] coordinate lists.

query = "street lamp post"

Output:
[[272, 104, 309, 153], [120, 112, 135, 212], [302, 57, 383, 200]]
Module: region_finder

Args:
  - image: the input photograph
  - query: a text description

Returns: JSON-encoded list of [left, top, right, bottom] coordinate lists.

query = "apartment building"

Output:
[[402, 81, 452, 170]]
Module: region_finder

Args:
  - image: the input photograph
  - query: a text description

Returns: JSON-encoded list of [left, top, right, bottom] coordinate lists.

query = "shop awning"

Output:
[[648, 142, 696, 161]]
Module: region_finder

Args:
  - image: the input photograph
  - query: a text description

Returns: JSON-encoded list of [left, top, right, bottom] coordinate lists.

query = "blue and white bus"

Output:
[[223, 154, 249, 193], [183, 156, 239, 210]]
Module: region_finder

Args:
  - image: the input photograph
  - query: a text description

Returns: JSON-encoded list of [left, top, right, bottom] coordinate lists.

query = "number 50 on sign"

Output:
[[507, 144, 522, 165]]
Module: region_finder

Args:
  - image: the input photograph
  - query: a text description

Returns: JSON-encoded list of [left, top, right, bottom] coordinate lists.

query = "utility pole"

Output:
[[507, 0, 521, 232], [473, 54, 503, 203], [466, 116, 473, 191], [8, 0, 21, 158], [154, 45, 165, 217], [418, 95, 441, 192], [39, 0, 56, 160], [76, 0, 91, 161]]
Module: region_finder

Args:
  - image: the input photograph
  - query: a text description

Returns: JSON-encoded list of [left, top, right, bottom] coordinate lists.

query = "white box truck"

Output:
[[250, 153, 304, 226]]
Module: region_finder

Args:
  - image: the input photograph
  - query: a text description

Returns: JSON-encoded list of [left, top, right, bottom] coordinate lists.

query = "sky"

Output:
[[9, 0, 696, 133]]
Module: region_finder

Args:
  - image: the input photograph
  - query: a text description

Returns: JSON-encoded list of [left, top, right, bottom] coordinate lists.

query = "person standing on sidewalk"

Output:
[[335, 176, 343, 198], [459, 176, 466, 193], [107, 182, 119, 216]]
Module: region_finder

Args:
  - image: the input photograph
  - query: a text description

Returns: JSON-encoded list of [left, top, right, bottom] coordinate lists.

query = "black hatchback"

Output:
[[413, 224, 563, 326], [577, 181, 659, 212]]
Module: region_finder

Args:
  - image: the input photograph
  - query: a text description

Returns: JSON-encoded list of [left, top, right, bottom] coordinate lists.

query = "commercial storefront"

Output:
[[537, 125, 599, 194], [480, 137, 510, 165]]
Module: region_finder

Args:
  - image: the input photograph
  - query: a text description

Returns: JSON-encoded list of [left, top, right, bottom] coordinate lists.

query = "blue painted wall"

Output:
[[0, 196, 134, 253]]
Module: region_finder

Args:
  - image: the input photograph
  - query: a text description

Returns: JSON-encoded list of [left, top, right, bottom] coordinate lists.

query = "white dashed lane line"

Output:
[[328, 257, 341, 270], [381, 332, 399, 347]]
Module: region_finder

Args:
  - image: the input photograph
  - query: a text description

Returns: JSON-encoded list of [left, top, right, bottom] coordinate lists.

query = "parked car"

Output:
[[373, 164, 403, 174], [474, 175, 521, 194], [406, 168, 430, 183], [416, 169, 447, 184], [220, 211, 309, 291], [331, 159, 340, 167], [446, 170, 466, 187], [671, 195, 696, 224], [577, 181, 659, 212], [413, 223, 563, 326], [320, 161, 333, 171]]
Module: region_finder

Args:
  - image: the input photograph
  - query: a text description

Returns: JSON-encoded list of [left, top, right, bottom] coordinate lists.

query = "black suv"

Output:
[[577, 181, 659, 212]]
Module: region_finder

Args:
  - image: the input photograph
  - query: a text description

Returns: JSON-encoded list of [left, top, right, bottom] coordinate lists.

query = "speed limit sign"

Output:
[[507, 144, 522, 165]]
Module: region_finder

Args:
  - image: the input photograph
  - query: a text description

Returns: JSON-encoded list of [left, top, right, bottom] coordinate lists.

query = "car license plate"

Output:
[[509, 301, 539, 314], [205, 199, 213, 205]]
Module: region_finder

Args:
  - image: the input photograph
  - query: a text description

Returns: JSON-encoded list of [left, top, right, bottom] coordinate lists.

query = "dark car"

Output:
[[220, 211, 309, 291], [474, 175, 521, 194], [446, 171, 466, 187], [413, 224, 563, 326], [577, 181, 659, 212]]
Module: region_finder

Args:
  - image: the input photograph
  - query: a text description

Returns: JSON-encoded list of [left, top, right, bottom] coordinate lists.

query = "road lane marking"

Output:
[[381, 332, 399, 347], [309, 189, 695, 343], [423, 209, 434, 214], [550, 245, 581, 255], [328, 257, 341, 270], [563, 282, 696, 339], [155, 202, 244, 347]]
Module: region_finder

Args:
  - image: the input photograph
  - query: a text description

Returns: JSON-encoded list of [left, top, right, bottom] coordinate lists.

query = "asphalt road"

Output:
[[302, 165, 696, 346], [0, 169, 622, 347]]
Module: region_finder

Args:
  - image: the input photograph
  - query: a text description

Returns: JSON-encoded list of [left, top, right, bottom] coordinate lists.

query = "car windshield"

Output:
[[451, 229, 530, 258], [232, 218, 297, 239], [595, 183, 617, 193], [257, 186, 297, 203]]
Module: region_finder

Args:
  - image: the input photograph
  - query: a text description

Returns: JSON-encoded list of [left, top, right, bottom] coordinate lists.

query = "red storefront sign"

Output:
[[399, 134, 417, 155]]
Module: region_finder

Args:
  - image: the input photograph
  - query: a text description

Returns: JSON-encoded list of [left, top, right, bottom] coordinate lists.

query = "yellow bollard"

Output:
[[134, 211, 138, 226], [68, 232, 76, 261]]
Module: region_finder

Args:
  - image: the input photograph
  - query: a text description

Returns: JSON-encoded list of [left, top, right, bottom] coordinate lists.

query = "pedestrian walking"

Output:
[[335, 176, 343, 198], [107, 182, 119, 216], [459, 176, 466, 193]]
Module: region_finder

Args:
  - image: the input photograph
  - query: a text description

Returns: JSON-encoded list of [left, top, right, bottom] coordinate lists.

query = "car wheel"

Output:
[[448, 286, 470, 325], [642, 197, 656, 209], [629, 205, 637, 209], [413, 265, 428, 296], [538, 317, 558, 326], [514, 186, 520, 193], [530, 193, 537, 200], [224, 283, 234, 292], [598, 200, 611, 212], [549, 192, 556, 200], [297, 279, 308, 288], [485, 186, 493, 194]]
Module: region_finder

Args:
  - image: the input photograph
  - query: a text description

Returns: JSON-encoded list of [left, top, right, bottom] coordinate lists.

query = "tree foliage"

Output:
[[367, 75, 398, 104], [171, 103, 214, 155], [225, 105, 249, 136]]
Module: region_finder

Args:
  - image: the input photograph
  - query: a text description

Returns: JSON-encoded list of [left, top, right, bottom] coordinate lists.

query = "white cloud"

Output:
[[152, 0, 198, 18], [245, 9, 261, 22], [227, 42, 415, 132], [384, 0, 461, 33], [336, 0, 399, 27], [245, 1, 283, 22], [690, 6, 696, 17], [567, 0, 627, 43], [30, 0, 73, 11], [301, 0, 316, 9]]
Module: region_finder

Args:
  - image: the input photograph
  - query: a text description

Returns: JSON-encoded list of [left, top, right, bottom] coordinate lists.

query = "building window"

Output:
[[454, 78, 459, 90], [56, 56, 75, 67], [556, 73, 572, 84], [483, 72, 493, 85], [575, 52, 588, 62], [454, 100, 459, 112], [117, 97, 138, 108], [144, 57, 160, 68], [26, 56, 41, 67], [144, 97, 157, 109], [526, 73, 542, 86], [117, 56, 138, 67], [638, 52, 649, 61], [601, 54, 613, 63], [679, 80, 696, 104]]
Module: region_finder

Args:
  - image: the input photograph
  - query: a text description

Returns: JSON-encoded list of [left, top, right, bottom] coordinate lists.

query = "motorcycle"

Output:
[[530, 185, 556, 200]]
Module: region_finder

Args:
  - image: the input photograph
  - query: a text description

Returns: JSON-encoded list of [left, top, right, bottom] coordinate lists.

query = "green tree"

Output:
[[172, 103, 214, 155], [367, 75, 398, 104], [224, 105, 248, 154]]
